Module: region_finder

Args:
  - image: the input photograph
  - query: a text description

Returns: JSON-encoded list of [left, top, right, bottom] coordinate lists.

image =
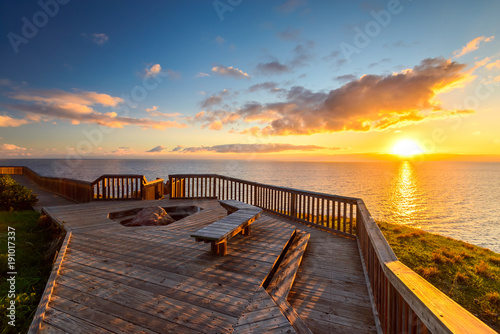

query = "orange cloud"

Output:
[[171, 143, 341, 153], [3, 88, 186, 130], [453, 35, 494, 58], [0, 115, 29, 127], [145, 64, 162, 77], [202, 58, 474, 136], [486, 60, 500, 70], [211, 65, 250, 79], [0, 143, 30, 156], [10, 89, 123, 107]]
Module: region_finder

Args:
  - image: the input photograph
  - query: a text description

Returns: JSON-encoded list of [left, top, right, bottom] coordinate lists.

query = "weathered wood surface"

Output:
[[33, 198, 309, 333], [233, 286, 297, 334], [285, 221, 378, 334], [9, 174, 76, 212], [191, 200, 263, 255], [27, 196, 380, 333]]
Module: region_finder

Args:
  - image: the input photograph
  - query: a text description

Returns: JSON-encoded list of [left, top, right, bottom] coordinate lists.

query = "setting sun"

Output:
[[391, 139, 424, 157]]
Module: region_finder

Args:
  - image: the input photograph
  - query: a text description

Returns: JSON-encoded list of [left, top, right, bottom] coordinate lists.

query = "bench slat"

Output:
[[191, 200, 262, 255]]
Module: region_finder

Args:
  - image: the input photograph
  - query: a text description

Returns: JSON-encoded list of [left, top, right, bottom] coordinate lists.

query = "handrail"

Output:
[[0, 167, 164, 202], [0, 167, 495, 333], [169, 174, 357, 237], [1, 166, 92, 202], [168, 173, 496, 334]]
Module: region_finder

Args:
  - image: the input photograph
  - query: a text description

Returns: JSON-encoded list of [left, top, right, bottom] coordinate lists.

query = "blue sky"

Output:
[[1, 0, 500, 160]]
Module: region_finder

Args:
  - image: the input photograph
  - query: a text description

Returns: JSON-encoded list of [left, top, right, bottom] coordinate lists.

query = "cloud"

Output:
[[199, 58, 474, 135], [453, 35, 494, 58], [105, 147, 135, 155], [368, 58, 391, 68], [290, 41, 314, 67], [171, 143, 340, 154], [195, 72, 210, 78], [215, 36, 225, 45], [146, 145, 168, 153], [3, 88, 187, 130], [335, 74, 357, 83], [199, 89, 231, 109], [486, 60, 500, 70], [248, 81, 281, 93], [277, 27, 302, 41], [211, 65, 250, 79], [9, 89, 123, 107], [191, 109, 240, 130], [92, 33, 109, 45], [145, 106, 182, 118], [256, 61, 290, 75], [0, 115, 29, 127], [0, 78, 13, 86], [0, 143, 30, 156], [145, 64, 162, 77], [256, 42, 313, 75]]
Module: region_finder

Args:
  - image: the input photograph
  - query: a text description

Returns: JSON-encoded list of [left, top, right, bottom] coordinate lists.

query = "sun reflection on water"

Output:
[[389, 161, 426, 225]]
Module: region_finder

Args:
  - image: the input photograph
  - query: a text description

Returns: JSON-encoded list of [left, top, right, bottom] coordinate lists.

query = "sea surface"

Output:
[[2, 158, 499, 253]]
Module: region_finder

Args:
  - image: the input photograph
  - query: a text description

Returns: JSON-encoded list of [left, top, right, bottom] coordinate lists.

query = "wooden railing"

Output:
[[142, 178, 165, 201], [1, 166, 93, 202], [169, 173, 496, 334], [169, 174, 357, 238], [90, 175, 144, 200], [0, 167, 164, 202]]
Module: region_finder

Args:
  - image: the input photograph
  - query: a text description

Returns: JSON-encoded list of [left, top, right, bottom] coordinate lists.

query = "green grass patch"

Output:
[[0, 211, 64, 333], [378, 221, 500, 332]]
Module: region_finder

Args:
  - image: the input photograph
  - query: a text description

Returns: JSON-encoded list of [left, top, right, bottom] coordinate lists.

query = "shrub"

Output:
[[487, 292, 500, 306], [416, 266, 440, 279], [475, 261, 490, 278], [454, 271, 468, 284], [0, 175, 38, 211]]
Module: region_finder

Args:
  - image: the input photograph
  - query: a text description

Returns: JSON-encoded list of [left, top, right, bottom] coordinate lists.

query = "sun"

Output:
[[391, 139, 423, 157]]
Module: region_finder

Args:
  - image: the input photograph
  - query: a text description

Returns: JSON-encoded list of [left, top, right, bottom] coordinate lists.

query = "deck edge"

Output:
[[28, 228, 72, 334]]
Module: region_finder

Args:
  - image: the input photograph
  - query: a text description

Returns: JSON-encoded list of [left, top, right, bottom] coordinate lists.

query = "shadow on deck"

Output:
[[29, 197, 376, 333]]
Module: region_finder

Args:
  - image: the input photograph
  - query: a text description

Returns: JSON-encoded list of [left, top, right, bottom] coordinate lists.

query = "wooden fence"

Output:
[[1, 166, 93, 202], [169, 174, 495, 334], [0, 166, 164, 202], [170, 174, 357, 237]]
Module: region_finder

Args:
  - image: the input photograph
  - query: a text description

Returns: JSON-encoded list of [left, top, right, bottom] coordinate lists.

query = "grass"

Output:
[[0, 211, 63, 334], [378, 221, 500, 332]]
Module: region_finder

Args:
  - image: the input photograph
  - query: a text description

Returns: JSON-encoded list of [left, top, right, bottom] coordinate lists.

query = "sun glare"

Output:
[[391, 139, 423, 157]]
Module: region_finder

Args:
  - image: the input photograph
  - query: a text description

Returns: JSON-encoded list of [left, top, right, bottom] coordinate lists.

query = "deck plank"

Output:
[[19, 193, 378, 334]]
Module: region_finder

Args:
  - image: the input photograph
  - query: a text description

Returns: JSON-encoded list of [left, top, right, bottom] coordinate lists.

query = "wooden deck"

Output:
[[21, 186, 377, 333], [10, 174, 76, 211]]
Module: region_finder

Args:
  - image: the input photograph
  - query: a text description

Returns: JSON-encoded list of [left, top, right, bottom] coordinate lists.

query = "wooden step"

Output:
[[233, 286, 297, 333], [266, 230, 310, 301], [265, 230, 312, 334]]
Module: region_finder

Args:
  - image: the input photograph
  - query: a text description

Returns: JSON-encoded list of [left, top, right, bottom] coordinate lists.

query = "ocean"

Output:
[[1, 158, 499, 253]]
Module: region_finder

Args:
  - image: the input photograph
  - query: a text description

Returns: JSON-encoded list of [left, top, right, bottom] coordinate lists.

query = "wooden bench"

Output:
[[191, 200, 262, 256]]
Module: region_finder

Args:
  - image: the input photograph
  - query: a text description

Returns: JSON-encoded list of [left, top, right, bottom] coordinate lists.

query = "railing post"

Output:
[[290, 193, 297, 218]]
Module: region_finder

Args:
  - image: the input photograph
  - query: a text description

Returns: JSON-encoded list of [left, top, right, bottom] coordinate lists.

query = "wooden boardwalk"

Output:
[[23, 189, 377, 332], [10, 174, 75, 211]]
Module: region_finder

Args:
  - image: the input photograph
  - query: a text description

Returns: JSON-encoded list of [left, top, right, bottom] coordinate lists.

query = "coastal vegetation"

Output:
[[0, 178, 62, 333], [0, 175, 37, 211], [378, 221, 500, 332]]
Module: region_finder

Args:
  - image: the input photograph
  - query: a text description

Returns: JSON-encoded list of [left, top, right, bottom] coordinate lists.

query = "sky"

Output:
[[0, 0, 499, 161]]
